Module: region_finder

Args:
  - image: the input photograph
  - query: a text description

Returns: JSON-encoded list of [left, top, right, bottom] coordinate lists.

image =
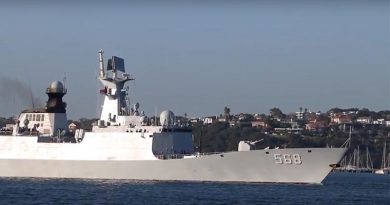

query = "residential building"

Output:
[[296, 111, 304, 120], [306, 119, 328, 131], [190, 118, 200, 123], [373, 119, 385, 125], [331, 114, 352, 124], [251, 120, 268, 128], [202, 116, 217, 125], [356, 117, 372, 124]]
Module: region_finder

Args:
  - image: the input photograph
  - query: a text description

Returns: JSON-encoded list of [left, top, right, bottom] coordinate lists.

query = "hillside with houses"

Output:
[[196, 107, 389, 138], [196, 107, 390, 137]]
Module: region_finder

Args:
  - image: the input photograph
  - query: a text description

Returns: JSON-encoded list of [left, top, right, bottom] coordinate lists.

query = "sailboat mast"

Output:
[[366, 146, 369, 169], [381, 139, 387, 169], [357, 146, 360, 169]]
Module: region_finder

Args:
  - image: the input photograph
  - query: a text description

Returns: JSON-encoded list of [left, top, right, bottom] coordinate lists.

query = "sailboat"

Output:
[[334, 127, 373, 173], [339, 146, 373, 173], [375, 139, 389, 175], [360, 146, 374, 173]]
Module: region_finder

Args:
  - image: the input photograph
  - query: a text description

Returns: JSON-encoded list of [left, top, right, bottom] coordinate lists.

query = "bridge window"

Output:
[[41, 114, 45, 121]]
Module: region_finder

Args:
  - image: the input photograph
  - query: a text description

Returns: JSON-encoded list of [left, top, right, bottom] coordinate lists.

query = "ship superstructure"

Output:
[[12, 81, 68, 137], [0, 50, 347, 184]]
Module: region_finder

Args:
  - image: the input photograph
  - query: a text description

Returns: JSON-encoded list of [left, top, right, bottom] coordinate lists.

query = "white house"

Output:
[[356, 117, 372, 124], [373, 119, 385, 125], [202, 116, 217, 125]]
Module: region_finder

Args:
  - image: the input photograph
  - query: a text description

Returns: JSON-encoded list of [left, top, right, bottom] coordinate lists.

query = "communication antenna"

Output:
[[63, 73, 67, 90], [154, 106, 157, 126], [98, 49, 105, 78], [13, 95, 18, 118], [27, 76, 35, 109], [125, 86, 130, 115]]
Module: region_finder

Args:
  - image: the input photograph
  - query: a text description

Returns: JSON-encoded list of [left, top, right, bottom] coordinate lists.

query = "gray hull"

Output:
[[0, 148, 346, 184]]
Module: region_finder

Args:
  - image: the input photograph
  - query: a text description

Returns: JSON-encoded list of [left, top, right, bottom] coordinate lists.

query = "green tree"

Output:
[[357, 108, 371, 117], [270, 107, 284, 119], [224, 106, 231, 120], [327, 107, 343, 114]]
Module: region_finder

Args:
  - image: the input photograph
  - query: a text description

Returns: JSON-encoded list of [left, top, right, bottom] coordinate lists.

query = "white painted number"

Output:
[[274, 154, 283, 164], [283, 154, 292, 164], [274, 154, 302, 165], [292, 154, 302, 164]]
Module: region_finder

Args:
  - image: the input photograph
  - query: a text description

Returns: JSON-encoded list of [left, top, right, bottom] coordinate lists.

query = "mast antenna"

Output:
[[98, 49, 105, 78], [63, 73, 67, 90]]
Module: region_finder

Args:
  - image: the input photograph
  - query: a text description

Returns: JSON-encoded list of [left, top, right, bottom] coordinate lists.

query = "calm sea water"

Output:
[[0, 173, 388, 205]]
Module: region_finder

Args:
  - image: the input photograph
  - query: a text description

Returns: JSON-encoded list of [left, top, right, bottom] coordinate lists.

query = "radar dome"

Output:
[[160, 110, 175, 126], [49, 81, 64, 93]]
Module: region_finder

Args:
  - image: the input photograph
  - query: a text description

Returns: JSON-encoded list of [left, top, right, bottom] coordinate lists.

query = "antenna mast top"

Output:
[[98, 49, 105, 78]]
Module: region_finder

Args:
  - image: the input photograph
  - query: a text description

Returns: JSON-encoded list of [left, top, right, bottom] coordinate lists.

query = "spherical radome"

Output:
[[160, 110, 175, 126], [49, 81, 64, 92]]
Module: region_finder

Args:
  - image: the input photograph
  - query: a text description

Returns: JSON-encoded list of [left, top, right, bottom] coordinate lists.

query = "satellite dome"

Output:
[[49, 81, 64, 93], [160, 110, 175, 126]]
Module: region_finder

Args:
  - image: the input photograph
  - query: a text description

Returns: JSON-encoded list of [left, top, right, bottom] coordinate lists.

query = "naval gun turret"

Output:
[[238, 139, 264, 151]]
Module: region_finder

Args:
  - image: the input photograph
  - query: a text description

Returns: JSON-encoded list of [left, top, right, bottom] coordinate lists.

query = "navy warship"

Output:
[[0, 50, 347, 183]]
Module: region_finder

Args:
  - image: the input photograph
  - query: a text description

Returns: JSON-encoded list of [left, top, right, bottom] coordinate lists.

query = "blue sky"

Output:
[[0, 0, 389, 119]]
